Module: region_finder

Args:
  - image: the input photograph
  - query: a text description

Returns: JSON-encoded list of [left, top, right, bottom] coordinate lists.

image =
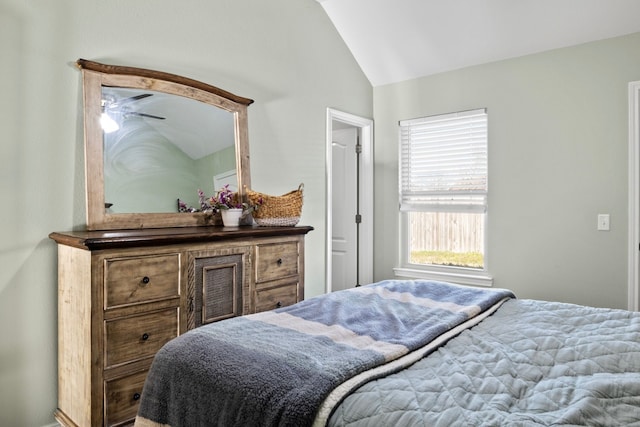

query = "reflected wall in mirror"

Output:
[[77, 59, 253, 230]]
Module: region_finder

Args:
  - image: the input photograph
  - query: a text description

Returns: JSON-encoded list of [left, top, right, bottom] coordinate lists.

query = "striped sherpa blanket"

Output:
[[134, 280, 515, 427]]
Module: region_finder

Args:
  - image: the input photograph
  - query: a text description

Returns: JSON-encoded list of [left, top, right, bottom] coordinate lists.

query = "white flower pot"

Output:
[[221, 208, 243, 227]]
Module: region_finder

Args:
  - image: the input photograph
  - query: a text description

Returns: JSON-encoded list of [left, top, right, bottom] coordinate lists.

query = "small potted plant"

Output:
[[210, 185, 261, 226]]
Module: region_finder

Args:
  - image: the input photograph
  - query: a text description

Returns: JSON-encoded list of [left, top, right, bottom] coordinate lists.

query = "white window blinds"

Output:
[[399, 108, 487, 213]]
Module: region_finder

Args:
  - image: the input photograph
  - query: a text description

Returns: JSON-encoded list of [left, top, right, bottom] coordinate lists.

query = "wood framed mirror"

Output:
[[77, 59, 253, 230]]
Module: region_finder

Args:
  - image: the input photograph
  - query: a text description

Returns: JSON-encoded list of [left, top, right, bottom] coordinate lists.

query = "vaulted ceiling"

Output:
[[316, 0, 640, 86]]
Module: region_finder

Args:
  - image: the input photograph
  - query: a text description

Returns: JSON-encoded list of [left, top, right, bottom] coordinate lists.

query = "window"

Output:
[[395, 108, 492, 286]]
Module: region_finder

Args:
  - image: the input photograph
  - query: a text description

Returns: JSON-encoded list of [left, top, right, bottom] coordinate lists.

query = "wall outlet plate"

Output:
[[597, 214, 610, 231]]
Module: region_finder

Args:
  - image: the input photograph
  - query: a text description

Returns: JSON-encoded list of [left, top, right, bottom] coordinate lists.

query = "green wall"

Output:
[[0, 0, 372, 425], [373, 32, 640, 309]]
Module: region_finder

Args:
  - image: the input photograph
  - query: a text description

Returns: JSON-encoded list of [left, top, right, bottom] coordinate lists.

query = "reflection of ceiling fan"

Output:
[[100, 93, 165, 133]]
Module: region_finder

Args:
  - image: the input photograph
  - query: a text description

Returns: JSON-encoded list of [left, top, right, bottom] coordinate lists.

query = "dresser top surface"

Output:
[[49, 225, 314, 250]]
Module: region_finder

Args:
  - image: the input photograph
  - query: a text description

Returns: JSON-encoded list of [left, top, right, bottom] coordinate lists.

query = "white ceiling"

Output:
[[316, 0, 640, 86]]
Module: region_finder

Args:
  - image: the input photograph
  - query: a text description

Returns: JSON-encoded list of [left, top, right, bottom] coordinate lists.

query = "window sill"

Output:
[[393, 266, 494, 287]]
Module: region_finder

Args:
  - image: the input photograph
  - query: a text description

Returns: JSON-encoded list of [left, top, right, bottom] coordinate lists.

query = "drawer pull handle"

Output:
[[142, 333, 150, 341], [276, 301, 282, 308], [276, 258, 283, 266], [133, 392, 141, 401], [141, 276, 150, 285]]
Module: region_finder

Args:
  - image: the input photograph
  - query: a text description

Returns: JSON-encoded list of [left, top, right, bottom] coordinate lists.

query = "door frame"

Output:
[[628, 80, 640, 311], [325, 108, 374, 293]]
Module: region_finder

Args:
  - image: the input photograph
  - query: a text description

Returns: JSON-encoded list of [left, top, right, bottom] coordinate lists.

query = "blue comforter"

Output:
[[134, 280, 514, 427], [329, 298, 640, 426]]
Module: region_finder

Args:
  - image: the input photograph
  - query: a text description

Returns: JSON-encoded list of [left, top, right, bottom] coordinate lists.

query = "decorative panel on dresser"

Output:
[[49, 225, 313, 427]]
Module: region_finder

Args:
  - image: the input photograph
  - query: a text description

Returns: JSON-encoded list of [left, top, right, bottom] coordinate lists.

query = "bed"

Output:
[[134, 280, 640, 426]]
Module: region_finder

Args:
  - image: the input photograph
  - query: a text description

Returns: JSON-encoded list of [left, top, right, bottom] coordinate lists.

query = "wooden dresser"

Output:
[[49, 225, 313, 427]]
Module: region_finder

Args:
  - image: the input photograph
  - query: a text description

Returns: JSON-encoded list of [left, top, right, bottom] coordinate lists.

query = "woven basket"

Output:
[[246, 184, 303, 227]]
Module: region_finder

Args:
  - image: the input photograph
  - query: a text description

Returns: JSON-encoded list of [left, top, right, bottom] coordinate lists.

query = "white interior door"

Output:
[[325, 108, 374, 294], [332, 128, 358, 291]]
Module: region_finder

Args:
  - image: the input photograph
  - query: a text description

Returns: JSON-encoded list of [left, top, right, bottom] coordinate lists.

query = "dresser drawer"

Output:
[[255, 283, 299, 312], [104, 254, 180, 309], [104, 369, 147, 427], [105, 308, 179, 368], [255, 241, 298, 283]]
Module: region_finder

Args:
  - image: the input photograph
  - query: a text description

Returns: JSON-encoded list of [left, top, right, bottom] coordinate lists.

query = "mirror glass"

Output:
[[78, 59, 253, 230], [102, 87, 236, 213]]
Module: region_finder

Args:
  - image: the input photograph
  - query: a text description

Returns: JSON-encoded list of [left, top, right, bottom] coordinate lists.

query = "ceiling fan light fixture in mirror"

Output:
[[100, 112, 119, 133]]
